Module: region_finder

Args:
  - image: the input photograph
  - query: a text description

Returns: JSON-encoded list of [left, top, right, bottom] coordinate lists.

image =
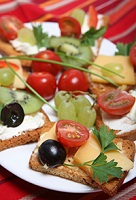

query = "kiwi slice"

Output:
[[49, 36, 93, 67], [0, 87, 44, 115], [50, 36, 80, 48]]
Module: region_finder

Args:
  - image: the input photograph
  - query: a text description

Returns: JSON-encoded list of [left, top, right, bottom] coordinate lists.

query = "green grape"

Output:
[[18, 27, 36, 45], [54, 91, 71, 109], [102, 63, 123, 77], [58, 100, 77, 121], [71, 9, 85, 25], [0, 68, 15, 86], [71, 95, 91, 113], [78, 106, 96, 129]]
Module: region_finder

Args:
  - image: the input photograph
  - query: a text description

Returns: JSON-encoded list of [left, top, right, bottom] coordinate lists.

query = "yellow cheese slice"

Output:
[[74, 133, 101, 178], [74, 132, 134, 182], [88, 55, 135, 85], [105, 151, 134, 171], [38, 123, 57, 147]]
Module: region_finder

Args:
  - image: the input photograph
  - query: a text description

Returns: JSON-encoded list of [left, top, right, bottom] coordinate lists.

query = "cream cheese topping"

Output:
[[10, 39, 46, 55], [102, 90, 136, 135], [10, 14, 104, 56], [0, 112, 44, 140]]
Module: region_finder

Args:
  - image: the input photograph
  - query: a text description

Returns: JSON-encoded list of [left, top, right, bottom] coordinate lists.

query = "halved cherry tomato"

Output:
[[88, 5, 98, 28], [56, 120, 89, 147], [58, 69, 89, 92], [26, 72, 57, 100], [130, 44, 136, 67], [98, 89, 135, 116], [0, 61, 19, 71], [32, 50, 63, 77], [58, 16, 81, 38], [0, 15, 23, 40]]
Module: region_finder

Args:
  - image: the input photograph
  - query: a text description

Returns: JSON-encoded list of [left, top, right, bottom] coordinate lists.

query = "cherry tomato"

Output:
[[58, 16, 81, 38], [0, 61, 19, 70], [32, 50, 63, 76], [98, 89, 135, 116], [0, 15, 23, 40], [56, 120, 89, 147], [130, 44, 136, 67], [58, 69, 89, 92], [26, 72, 57, 100]]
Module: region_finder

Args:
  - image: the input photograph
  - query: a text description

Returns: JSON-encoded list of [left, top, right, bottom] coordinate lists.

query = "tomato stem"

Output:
[[4, 59, 58, 112]]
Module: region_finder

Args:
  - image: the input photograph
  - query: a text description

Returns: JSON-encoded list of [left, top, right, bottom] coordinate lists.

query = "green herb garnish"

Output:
[[93, 125, 119, 153], [32, 24, 50, 49], [91, 153, 122, 183], [64, 125, 123, 183], [81, 27, 107, 46], [1, 56, 119, 86], [4, 59, 57, 112], [57, 52, 124, 79], [115, 39, 136, 56]]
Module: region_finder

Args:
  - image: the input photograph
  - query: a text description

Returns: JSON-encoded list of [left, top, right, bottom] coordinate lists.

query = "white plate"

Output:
[[0, 22, 135, 194]]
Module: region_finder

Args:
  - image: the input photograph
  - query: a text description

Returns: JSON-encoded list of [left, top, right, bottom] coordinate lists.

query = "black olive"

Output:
[[1, 102, 25, 127], [38, 139, 66, 168]]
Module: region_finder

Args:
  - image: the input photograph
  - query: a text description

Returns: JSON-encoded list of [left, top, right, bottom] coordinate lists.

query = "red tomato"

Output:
[[56, 120, 89, 147], [130, 44, 136, 67], [32, 50, 63, 76], [88, 5, 98, 28], [26, 72, 57, 100], [58, 69, 89, 92], [0, 61, 19, 71], [98, 89, 135, 116], [58, 16, 81, 38], [0, 15, 23, 40]]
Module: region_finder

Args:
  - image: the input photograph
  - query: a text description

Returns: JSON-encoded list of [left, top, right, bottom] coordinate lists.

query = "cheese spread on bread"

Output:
[[0, 112, 44, 140], [10, 39, 46, 55], [101, 90, 136, 135]]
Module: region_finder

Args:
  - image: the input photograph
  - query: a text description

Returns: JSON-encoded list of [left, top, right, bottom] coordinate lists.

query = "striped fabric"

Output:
[[33, 0, 136, 44], [0, 0, 135, 44], [0, 165, 136, 200]]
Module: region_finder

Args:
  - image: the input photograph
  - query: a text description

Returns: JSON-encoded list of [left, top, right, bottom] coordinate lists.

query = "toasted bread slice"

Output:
[[0, 110, 50, 151], [76, 137, 135, 196], [88, 76, 136, 98], [88, 71, 136, 141], [95, 105, 136, 141], [0, 38, 32, 67], [29, 123, 135, 196]]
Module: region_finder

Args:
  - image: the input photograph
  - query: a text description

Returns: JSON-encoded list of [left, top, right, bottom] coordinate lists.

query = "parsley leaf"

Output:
[[115, 39, 136, 56], [64, 125, 123, 183], [32, 24, 50, 49], [81, 26, 107, 46], [92, 153, 122, 183], [93, 125, 119, 152]]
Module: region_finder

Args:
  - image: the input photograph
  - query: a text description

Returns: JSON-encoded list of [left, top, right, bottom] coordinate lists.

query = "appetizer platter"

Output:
[[0, 7, 136, 196]]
